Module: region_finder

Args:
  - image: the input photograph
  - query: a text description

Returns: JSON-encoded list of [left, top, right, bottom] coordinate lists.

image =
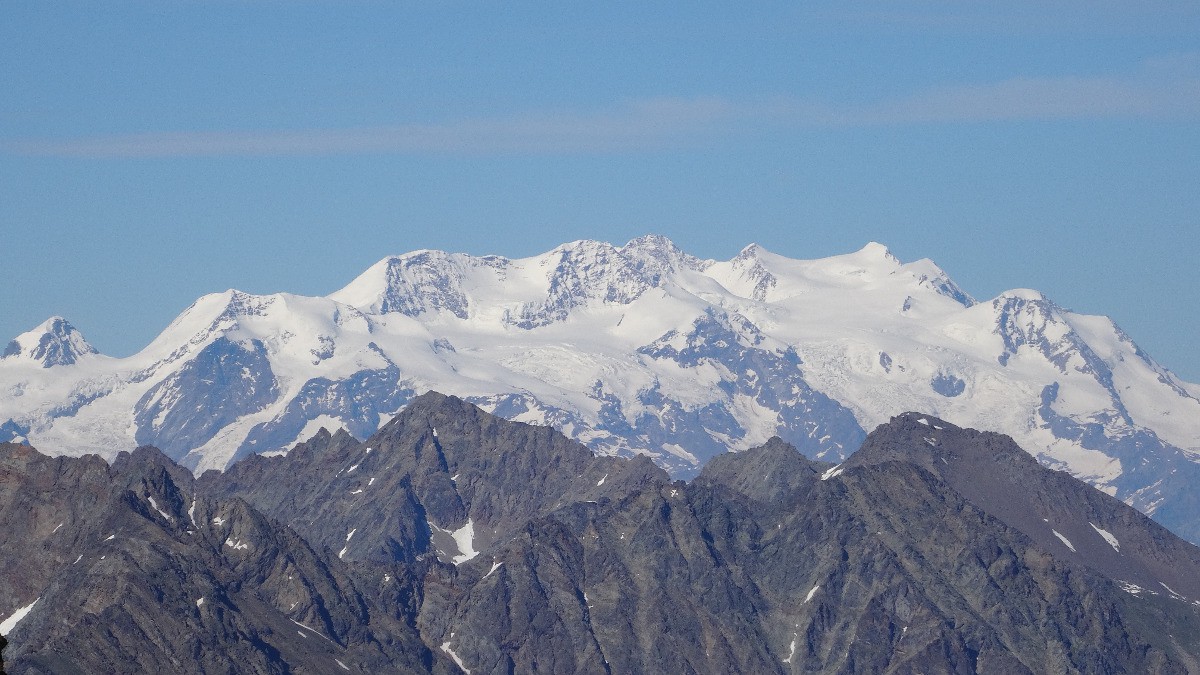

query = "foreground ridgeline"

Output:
[[5, 237, 1200, 546], [2, 393, 1199, 673]]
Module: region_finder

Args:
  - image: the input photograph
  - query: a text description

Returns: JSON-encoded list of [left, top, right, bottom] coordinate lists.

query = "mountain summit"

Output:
[[2, 317, 98, 368], [4, 236, 1200, 542]]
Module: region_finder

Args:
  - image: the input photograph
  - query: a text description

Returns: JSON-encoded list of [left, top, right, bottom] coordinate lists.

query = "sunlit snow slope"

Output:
[[5, 235, 1200, 540]]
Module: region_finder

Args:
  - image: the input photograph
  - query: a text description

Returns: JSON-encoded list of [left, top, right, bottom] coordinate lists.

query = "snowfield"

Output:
[[5, 236, 1200, 538]]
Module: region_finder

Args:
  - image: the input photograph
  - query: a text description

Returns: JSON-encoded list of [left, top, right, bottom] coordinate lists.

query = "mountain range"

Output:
[[2, 392, 1200, 673], [3, 236, 1200, 543]]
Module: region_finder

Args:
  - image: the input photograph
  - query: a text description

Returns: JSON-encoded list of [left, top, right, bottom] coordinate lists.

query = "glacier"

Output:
[[4, 235, 1200, 542]]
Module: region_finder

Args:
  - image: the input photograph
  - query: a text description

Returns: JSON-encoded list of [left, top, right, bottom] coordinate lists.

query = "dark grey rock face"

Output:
[[202, 394, 1200, 673], [206, 392, 666, 570], [134, 337, 280, 465], [847, 412, 1200, 605], [4, 395, 1200, 673], [0, 445, 114, 618], [0, 444, 432, 674]]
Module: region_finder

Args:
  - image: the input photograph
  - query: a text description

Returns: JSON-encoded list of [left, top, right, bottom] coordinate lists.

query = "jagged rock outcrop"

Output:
[[2, 394, 1200, 673], [0, 444, 436, 674]]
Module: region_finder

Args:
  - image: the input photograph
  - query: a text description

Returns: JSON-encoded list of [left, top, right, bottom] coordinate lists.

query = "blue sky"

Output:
[[3, 1, 1199, 379]]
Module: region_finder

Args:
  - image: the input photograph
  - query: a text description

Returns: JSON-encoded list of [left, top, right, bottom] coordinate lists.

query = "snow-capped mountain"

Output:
[[3, 317, 97, 368], [4, 235, 1200, 541]]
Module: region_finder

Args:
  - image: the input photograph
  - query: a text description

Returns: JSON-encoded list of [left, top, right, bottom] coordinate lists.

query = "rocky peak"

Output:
[[2, 317, 98, 367], [328, 249, 495, 319], [511, 236, 700, 328], [846, 412, 1031, 477], [205, 389, 670, 572], [154, 290, 277, 353], [695, 436, 825, 504], [620, 234, 701, 272], [845, 411, 1200, 603], [113, 445, 197, 491], [728, 243, 778, 302], [373, 251, 473, 318], [542, 236, 695, 288], [732, 242, 765, 262], [990, 289, 1058, 333], [989, 289, 1116, 383]]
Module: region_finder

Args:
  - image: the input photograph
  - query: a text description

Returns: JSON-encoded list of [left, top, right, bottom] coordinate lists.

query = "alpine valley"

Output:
[[3, 235, 1200, 548]]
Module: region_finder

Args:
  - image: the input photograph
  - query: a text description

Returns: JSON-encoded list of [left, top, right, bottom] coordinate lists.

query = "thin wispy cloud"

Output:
[[7, 57, 1199, 158], [5, 98, 739, 159], [775, 53, 1200, 126], [835, 73, 1199, 125]]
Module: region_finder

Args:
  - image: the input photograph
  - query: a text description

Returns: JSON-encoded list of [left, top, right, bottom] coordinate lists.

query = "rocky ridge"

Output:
[[1, 393, 1199, 673]]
